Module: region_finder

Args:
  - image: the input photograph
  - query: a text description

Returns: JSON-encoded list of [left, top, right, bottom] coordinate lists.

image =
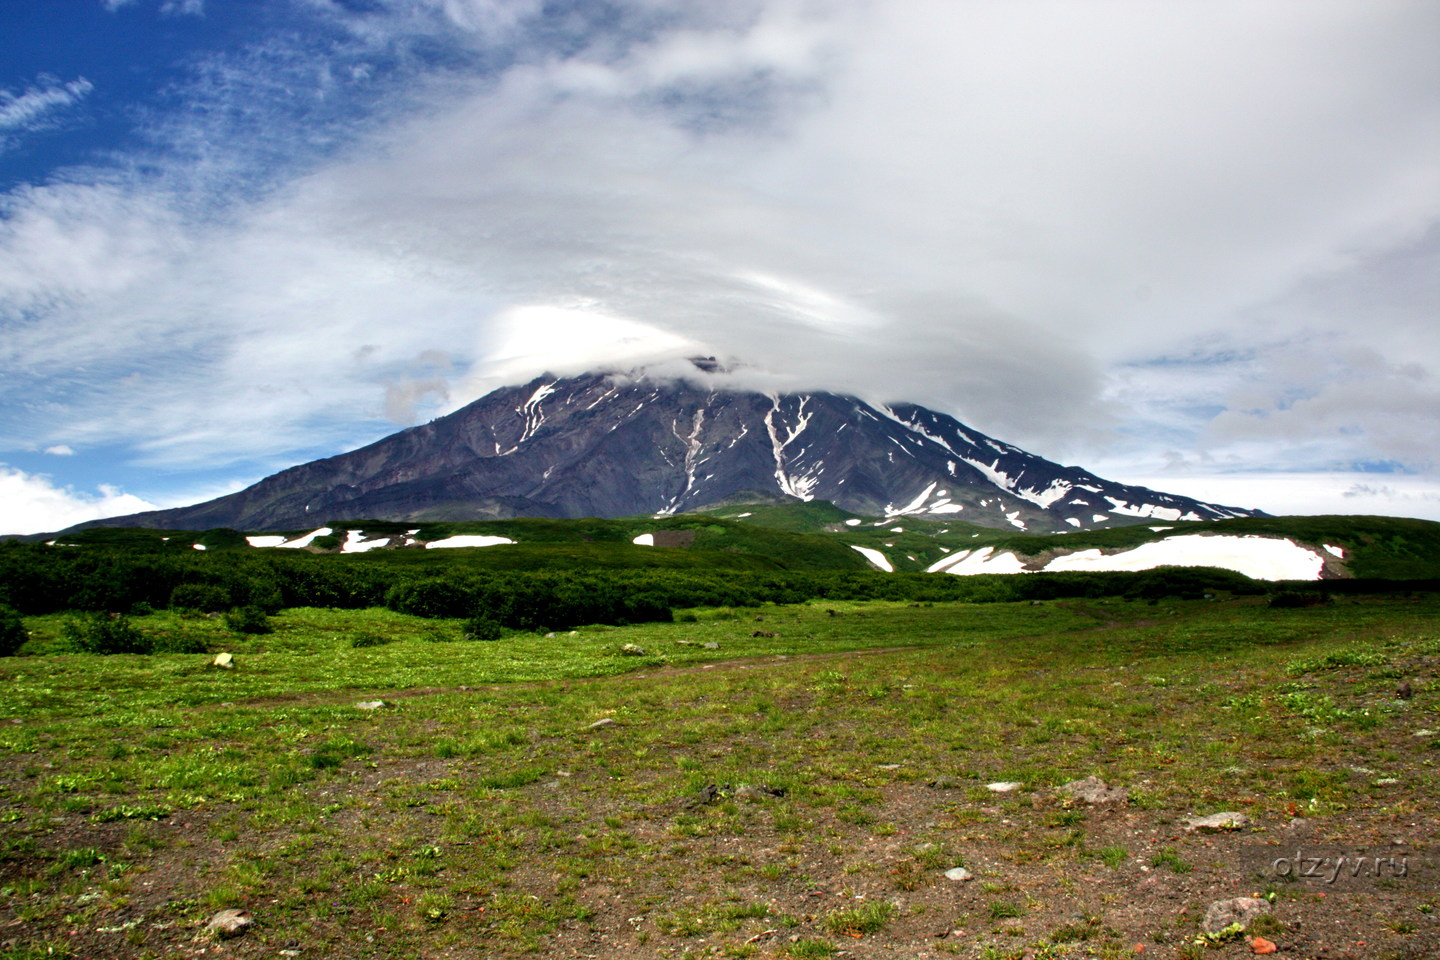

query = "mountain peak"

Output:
[[80, 372, 1260, 533]]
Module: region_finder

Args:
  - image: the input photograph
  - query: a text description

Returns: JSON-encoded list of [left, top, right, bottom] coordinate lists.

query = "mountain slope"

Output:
[[81, 369, 1260, 533]]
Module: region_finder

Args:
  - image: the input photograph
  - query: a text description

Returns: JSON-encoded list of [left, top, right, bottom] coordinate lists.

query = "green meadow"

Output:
[[1, 590, 1436, 959]]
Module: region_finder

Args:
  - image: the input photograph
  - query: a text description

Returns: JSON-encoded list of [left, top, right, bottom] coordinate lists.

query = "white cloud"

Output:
[[1117, 472, 1440, 523], [1, 0, 1436, 506], [0, 77, 94, 151], [0, 466, 157, 536], [43, 445, 75, 456]]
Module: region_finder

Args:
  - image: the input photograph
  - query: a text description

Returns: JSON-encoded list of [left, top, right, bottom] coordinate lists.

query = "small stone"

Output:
[[545, 632, 557, 638], [877, 764, 901, 771], [986, 781, 1023, 793], [702, 642, 719, 650], [943, 867, 973, 882], [619, 643, 647, 656], [1250, 936, 1278, 955], [1414, 729, 1436, 738], [204, 908, 254, 940], [1058, 775, 1128, 806], [353, 700, 386, 711], [587, 717, 617, 730], [1185, 812, 1250, 833], [1200, 897, 1271, 935], [211, 652, 235, 670]]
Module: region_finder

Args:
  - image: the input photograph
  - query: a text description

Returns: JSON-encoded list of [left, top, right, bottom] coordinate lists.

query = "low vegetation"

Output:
[[0, 509, 1437, 956], [0, 589, 1436, 957]]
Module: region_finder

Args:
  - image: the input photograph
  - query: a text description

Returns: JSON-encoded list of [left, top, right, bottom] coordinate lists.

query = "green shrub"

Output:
[[169, 583, 231, 612], [0, 605, 27, 656], [223, 605, 272, 635], [151, 634, 211, 654], [462, 616, 504, 641], [63, 613, 153, 655], [350, 633, 394, 648]]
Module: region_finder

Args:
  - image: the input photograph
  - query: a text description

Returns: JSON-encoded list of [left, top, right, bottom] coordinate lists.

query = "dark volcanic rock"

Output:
[[80, 369, 1259, 533]]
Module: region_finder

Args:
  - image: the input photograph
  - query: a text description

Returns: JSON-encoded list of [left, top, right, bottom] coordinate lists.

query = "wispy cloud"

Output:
[[1, 0, 1437, 518], [0, 76, 94, 151]]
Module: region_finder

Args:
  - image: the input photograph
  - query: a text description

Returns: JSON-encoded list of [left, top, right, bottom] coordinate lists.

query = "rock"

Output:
[[702, 642, 719, 650], [1200, 897, 1271, 935], [204, 908, 254, 940], [751, 630, 778, 638], [1185, 812, 1251, 833], [986, 781, 1023, 793], [545, 632, 557, 638], [691, 783, 720, 807], [1058, 775, 1128, 806], [619, 643, 647, 656], [353, 700, 386, 711], [211, 652, 235, 670], [1250, 936, 1278, 954], [732, 783, 786, 800], [587, 717, 617, 730], [943, 867, 973, 882]]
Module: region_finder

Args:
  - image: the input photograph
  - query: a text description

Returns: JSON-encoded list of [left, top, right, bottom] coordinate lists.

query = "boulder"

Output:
[[204, 908, 254, 940], [1200, 897, 1271, 935], [1058, 775, 1127, 806], [1185, 812, 1251, 833]]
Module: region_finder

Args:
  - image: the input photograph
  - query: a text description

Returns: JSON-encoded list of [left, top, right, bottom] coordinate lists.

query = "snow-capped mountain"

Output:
[[85, 367, 1260, 532]]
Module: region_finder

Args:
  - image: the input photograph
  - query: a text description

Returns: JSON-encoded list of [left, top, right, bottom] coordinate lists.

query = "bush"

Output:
[[169, 582, 231, 612], [462, 615, 504, 641], [0, 605, 27, 656], [151, 634, 211, 654], [350, 633, 394, 648], [63, 613, 153, 655], [223, 605, 272, 634]]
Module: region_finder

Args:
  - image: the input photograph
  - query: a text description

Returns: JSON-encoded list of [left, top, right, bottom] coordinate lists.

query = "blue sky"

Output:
[[2, 0, 1438, 533]]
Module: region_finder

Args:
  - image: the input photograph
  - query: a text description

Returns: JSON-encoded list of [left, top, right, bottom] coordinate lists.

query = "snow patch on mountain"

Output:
[[850, 545, 893, 572], [425, 535, 515, 549], [932, 535, 1331, 581], [765, 395, 820, 501], [341, 530, 389, 553]]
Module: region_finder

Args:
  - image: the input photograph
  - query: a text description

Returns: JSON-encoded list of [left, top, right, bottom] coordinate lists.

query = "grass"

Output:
[[0, 593, 1436, 957]]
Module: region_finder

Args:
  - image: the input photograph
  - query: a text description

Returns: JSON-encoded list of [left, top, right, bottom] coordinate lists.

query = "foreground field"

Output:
[[1, 596, 1437, 959]]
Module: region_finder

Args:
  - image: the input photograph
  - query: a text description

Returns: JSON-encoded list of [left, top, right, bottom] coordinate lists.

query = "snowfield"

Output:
[[425, 535, 515, 549], [929, 535, 1332, 581], [850, 545, 893, 572]]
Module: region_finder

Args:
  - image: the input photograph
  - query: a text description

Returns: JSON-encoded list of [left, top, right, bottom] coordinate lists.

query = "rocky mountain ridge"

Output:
[[81, 369, 1260, 533]]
